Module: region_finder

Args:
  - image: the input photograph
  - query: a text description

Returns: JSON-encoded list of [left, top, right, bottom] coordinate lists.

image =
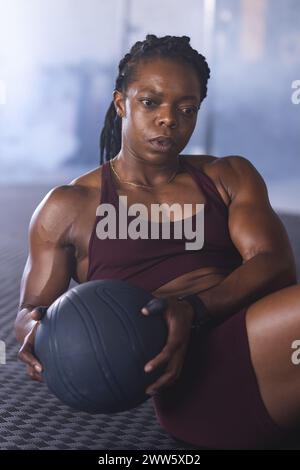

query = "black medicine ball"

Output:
[[34, 279, 168, 414]]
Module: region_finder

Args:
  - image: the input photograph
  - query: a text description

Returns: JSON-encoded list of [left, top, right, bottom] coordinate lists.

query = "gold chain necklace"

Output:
[[109, 158, 179, 189]]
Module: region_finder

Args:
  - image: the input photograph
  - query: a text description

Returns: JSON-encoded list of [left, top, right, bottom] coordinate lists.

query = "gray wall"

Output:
[[0, 0, 299, 212]]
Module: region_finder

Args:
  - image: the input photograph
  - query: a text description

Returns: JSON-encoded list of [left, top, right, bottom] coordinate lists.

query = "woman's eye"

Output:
[[182, 107, 197, 116], [141, 99, 154, 107]]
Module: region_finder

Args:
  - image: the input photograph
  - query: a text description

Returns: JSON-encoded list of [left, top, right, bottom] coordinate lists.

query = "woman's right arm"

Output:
[[15, 185, 79, 381]]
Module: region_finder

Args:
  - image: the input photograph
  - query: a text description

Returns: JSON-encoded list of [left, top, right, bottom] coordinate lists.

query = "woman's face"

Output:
[[114, 57, 202, 164]]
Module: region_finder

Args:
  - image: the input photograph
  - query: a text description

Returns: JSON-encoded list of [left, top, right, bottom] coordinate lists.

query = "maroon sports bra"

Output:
[[86, 157, 243, 292]]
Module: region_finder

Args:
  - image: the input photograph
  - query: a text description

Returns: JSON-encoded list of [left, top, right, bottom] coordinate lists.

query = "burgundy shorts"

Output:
[[152, 307, 291, 449]]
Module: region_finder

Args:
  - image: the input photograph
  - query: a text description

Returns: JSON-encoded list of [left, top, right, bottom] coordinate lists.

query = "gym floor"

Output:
[[0, 185, 299, 450]]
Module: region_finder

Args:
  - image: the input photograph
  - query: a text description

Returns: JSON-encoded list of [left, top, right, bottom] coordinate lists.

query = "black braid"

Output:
[[100, 34, 210, 164]]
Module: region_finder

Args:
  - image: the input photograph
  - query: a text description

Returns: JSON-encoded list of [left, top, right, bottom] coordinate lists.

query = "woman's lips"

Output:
[[149, 138, 174, 152]]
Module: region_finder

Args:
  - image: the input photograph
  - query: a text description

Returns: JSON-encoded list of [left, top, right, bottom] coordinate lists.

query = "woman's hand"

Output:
[[141, 297, 194, 396], [17, 306, 47, 382]]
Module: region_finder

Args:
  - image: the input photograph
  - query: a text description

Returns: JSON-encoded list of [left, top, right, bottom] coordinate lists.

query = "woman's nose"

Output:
[[157, 106, 178, 128]]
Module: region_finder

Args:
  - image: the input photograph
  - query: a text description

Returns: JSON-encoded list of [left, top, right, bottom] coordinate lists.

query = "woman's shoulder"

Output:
[[68, 165, 103, 191], [181, 154, 257, 205], [180, 153, 251, 172], [32, 166, 105, 247], [39, 166, 104, 219]]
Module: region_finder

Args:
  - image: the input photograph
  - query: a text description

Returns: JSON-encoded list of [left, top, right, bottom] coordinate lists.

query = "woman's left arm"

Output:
[[141, 156, 297, 394], [198, 156, 297, 320]]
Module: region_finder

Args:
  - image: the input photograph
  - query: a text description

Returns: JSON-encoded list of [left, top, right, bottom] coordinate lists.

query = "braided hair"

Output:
[[99, 34, 210, 164]]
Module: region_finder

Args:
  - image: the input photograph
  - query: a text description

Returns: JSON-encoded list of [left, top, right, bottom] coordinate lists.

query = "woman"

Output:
[[15, 34, 299, 449]]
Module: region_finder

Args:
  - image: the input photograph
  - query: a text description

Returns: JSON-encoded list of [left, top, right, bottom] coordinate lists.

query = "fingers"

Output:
[[26, 364, 43, 382], [146, 371, 179, 396], [141, 298, 168, 315], [144, 339, 185, 372], [31, 306, 48, 321], [18, 313, 46, 382], [144, 341, 187, 394], [18, 345, 43, 374], [20, 348, 43, 381], [144, 345, 172, 373], [18, 325, 43, 381], [145, 355, 183, 395]]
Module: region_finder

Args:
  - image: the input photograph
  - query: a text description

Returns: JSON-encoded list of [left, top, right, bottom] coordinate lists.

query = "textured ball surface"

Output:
[[34, 279, 168, 414]]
